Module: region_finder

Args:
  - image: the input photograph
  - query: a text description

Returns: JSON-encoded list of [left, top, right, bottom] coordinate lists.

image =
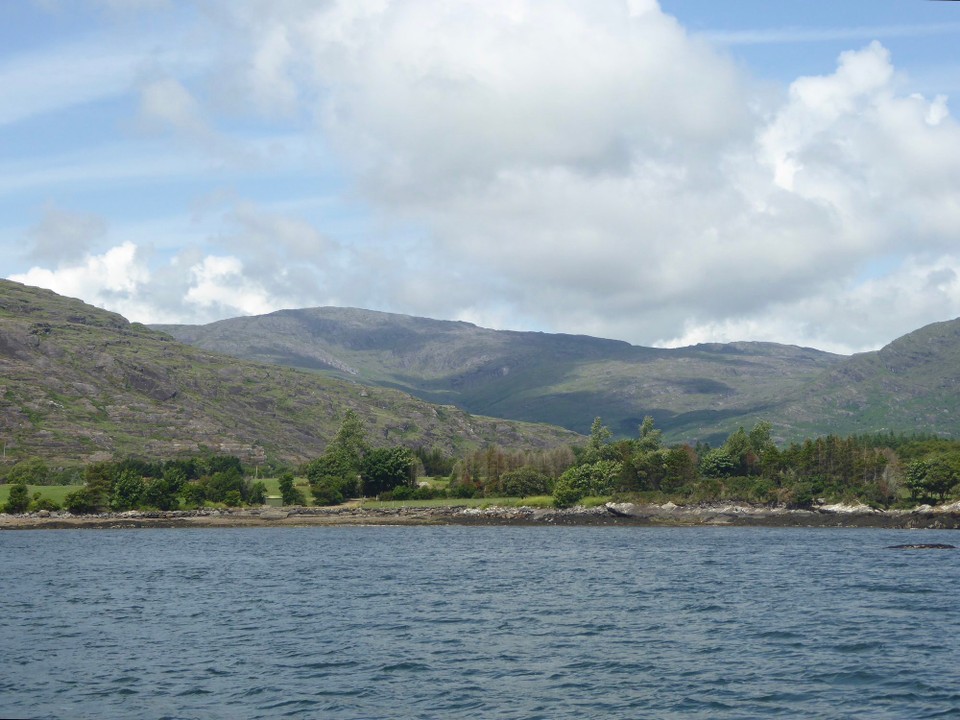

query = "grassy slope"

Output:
[[0, 280, 580, 466], [155, 309, 846, 444]]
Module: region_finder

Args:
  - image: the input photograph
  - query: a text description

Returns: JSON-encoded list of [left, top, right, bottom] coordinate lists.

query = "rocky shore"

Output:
[[3, 500, 960, 530]]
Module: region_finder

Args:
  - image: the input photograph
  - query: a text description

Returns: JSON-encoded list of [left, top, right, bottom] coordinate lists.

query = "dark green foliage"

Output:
[[700, 449, 737, 478], [6, 458, 50, 486], [305, 411, 370, 505], [906, 456, 960, 502], [310, 481, 344, 506], [361, 447, 415, 497], [29, 494, 61, 512], [381, 484, 446, 501], [497, 467, 551, 497], [201, 468, 245, 504], [414, 446, 456, 477], [204, 455, 244, 477], [181, 483, 206, 508], [109, 470, 145, 511], [141, 468, 185, 510], [552, 475, 584, 508], [63, 487, 100, 514], [249, 481, 267, 505], [278, 472, 306, 505], [306, 455, 358, 504], [3, 482, 30, 513]]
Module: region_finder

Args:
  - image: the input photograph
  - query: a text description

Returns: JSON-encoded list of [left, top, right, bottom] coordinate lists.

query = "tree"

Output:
[[109, 470, 145, 511], [637, 416, 663, 452], [498, 467, 551, 497], [278, 473, 306, 505], [700, 448, 736, 478], [141, 467, 185, 510], [583, 417, 615, 463], [907, 457, 959, 503], [248, 481, 267, 505], [7, 457, 49, 486], [306, 411, 370, 505], [361, 447, 415, 497], [3, 482, 30, 514], [63, 487, 99, 514]]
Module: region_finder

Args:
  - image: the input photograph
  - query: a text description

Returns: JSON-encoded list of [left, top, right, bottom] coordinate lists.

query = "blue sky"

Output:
[[2, 0, 960, 354]]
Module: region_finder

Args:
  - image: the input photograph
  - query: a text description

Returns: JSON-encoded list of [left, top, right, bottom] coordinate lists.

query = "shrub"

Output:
[[552, 476, 584, 508], [248, 481, 267, 505], [7, 458, 50, 486], [310, 481, 344, 506], [29, 495, 61, 512], [498, 467, 551, 497], [181, 483, 206, 508], [278, 472, 306, 505], [64, 487, 100, 514], [3, 482, 30, 514]]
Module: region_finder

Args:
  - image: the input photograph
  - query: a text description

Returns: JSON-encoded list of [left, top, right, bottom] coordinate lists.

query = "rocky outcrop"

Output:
[[3, 501, 960, 530]]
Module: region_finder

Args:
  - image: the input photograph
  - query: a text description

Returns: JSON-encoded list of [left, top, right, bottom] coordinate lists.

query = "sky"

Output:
[[2, 0, 960, 355]]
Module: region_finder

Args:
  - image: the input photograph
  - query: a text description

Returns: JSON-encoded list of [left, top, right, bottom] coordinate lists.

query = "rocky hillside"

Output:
[[156, 307, 960, 443], [0, 280, 580, 466], [780, 317, 960, 438], [155, 307, 845, 442]]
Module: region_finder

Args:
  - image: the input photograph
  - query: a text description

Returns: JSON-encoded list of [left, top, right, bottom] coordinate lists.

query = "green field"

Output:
[[0, 483, 82, 507]]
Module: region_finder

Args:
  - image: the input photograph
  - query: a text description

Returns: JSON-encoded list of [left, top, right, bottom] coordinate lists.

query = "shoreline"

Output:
[[3, 501, 960, 530]]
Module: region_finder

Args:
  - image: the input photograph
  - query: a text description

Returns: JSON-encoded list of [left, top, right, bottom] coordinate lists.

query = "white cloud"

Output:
[[11, 242, 150, 307], [10, 0, 960, 355], [183, 255, 278, 317]]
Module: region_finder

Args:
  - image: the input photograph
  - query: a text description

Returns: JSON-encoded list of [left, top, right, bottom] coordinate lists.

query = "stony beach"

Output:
[[3, 500, 960, 530]]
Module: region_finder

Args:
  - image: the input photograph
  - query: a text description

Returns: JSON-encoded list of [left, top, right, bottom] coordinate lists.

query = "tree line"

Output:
[[3, 414, 959, 514]]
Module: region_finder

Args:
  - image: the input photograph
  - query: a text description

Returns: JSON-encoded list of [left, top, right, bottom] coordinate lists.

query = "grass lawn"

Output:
[[0, 483, 83, 507]]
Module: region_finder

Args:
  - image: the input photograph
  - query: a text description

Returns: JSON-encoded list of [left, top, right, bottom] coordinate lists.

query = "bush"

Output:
[[248, 481, 267, 505], [181, 483, 206, 508], [311, 481, 344, 506], [498, 467, 551, 497], [7, 458, 50, 486], [278, 472, 306, 505], [552, 476, 584, 508], [3, 482, 30, 514], [64, 487, 100, 514], [29, 495, 61, 512]]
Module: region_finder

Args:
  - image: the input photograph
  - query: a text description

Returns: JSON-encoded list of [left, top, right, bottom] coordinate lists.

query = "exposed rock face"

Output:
[[0, 279, 580, 465]]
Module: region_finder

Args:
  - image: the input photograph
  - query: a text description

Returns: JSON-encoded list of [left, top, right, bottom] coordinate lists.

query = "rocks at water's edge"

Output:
[[2, 500, 960, 529]]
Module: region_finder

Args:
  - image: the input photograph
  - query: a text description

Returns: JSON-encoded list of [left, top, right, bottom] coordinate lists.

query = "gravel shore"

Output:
[[3, 501, 960, 530]]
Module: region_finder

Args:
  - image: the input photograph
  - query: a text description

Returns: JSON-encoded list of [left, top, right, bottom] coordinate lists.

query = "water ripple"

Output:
[[2, 526, 960, 719]]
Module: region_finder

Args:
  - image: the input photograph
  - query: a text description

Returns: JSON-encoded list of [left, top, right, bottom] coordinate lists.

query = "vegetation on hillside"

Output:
[[4, 415, 958, 514]]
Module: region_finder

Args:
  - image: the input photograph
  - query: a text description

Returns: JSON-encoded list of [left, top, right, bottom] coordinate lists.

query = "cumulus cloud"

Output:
[[12, 0, 960, 354]]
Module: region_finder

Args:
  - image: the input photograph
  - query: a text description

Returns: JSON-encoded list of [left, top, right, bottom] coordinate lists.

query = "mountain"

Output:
[[155, 307, 960, 443], [0, 280, 580, 466], [778, 317, 960, 438], [153, 307, 846, 443]]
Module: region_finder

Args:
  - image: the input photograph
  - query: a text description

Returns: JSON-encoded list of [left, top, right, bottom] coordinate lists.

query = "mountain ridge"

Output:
[[154, 305, 960, 443], [0, 280, 580, 466]]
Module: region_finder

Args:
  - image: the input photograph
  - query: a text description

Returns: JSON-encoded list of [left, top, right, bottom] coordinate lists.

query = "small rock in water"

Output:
[[886, 543, 956, 550]]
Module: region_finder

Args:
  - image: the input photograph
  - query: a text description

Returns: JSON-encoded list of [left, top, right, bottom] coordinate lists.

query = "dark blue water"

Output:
[[2, 526, 959, 719]]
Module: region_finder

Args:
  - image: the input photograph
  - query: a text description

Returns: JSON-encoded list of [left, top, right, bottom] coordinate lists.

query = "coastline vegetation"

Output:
[[2, 414, 959, 515]]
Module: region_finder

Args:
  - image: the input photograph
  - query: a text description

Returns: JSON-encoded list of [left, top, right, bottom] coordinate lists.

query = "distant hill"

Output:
[[152, 307, 843, 443], [156, 307, 960, 443], [778, 317, 960, 438], [0, 280, 579, 466]]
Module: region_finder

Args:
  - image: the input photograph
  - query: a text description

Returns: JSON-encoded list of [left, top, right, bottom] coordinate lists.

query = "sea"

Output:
[[2, 525, 959, 719]]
